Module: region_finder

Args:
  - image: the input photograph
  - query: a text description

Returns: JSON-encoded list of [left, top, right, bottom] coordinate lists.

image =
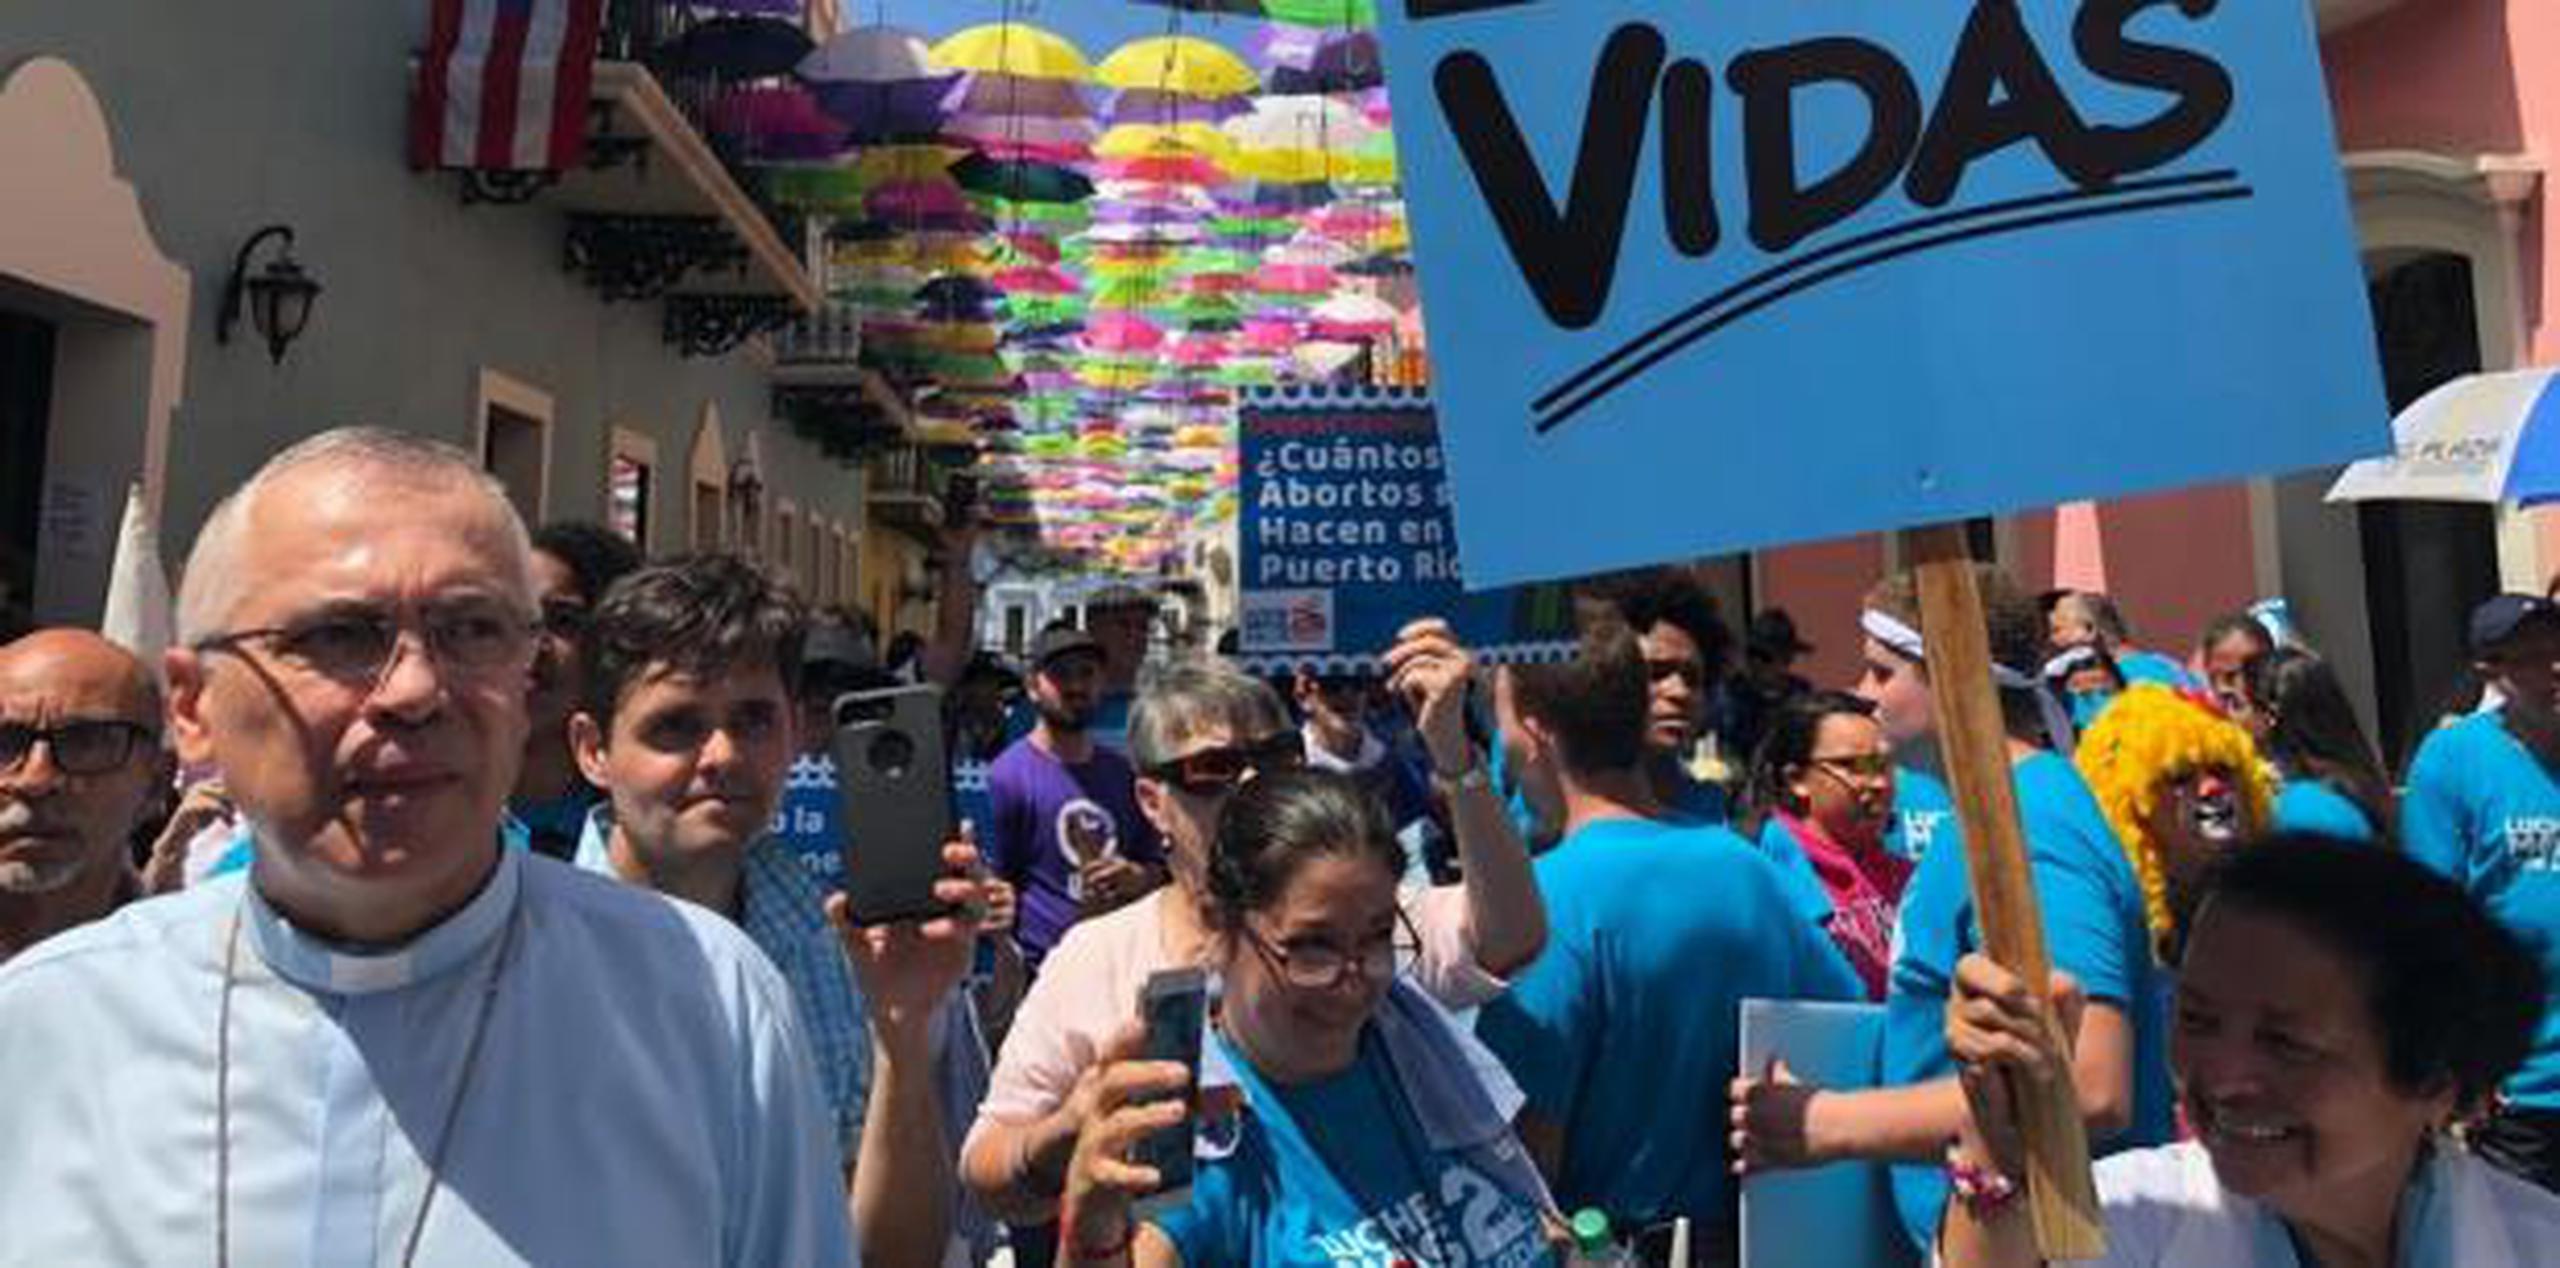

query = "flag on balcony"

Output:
[[410, 0, 604, 172]]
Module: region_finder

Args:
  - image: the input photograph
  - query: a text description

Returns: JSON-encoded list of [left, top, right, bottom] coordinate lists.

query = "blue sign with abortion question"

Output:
[[1235, 385, 1575, 674], [1374, 0, 2389, 587]]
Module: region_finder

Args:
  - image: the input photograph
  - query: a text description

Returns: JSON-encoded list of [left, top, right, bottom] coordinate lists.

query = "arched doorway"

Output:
[[0, 57, 190, 631]]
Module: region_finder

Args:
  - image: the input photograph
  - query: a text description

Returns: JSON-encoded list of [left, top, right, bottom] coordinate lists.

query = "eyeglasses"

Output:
[[0, 720, 156, 776], [1145, 731, 1306, 796], [1243, 908, 1422, 991], [195, 599, 537, 687], [1808, 752, 1893, 781]]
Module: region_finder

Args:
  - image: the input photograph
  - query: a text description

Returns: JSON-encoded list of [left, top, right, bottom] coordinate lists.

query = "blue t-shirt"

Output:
[[2272, 778, 2378, 845], [1751, 817, 1844, 934], [1157, 1030, 1556, 1268], [510, 786, 599, 860], [1880, 751, 2169, 1253], [1474, 817, 1861, 1226], [2403, 712, 2560, 1109], [2117, 651, 2196, 690], [1886, 767, 1957, 864]]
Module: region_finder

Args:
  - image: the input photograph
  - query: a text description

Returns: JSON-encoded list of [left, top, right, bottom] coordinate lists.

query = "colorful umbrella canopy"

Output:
[[930, 24, 1091, 82], [943, 74, 1094, 120], [707, 84, 847, 161], [1094, 37, 1262, 99]]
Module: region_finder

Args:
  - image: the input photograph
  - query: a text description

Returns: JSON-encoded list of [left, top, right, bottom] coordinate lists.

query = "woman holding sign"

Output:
[[1058, 771, 1563, 1266], [1940, 838, 2560, 1267]]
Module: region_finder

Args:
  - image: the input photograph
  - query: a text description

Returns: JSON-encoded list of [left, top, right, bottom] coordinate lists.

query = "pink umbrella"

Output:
[[993, 265, 1080, 296], [1084, 312, 1165, 354], [1167, 335, 1234, 368], [1241, 314, 1301, 352], [866, 180, 974, 221], [1253, 262, 1337, 296], [707, 84, 850, 161], [1096, 154, 1228, 185]]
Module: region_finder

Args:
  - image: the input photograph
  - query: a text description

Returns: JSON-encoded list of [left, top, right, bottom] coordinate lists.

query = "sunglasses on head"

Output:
[[1145, 731, 1306, 795]]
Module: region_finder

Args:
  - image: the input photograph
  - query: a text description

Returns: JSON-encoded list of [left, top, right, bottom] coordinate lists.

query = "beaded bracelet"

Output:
[[1947, 1153, 2023, 1219]]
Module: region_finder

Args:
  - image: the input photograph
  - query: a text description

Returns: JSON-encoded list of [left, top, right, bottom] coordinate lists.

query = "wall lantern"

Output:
[[217, 225, 322, 365]]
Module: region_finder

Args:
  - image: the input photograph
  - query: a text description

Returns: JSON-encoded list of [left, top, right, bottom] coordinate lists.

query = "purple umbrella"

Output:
[[707, 84, 850, 160], [803, 78, 955, 141], [1102, 89, 1250, 128]]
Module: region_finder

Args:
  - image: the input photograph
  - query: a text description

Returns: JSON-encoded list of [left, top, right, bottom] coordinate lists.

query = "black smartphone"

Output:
[[1131, 966, 1206, 1215], [833, 684, 956, 926]]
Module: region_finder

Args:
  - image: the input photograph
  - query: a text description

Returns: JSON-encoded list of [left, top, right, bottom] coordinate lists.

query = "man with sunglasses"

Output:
[[0, 430, 853, 1265], [0, 629, 162, 961], [961, 620, 1548, 1242], [987, 625, 1165, 975]]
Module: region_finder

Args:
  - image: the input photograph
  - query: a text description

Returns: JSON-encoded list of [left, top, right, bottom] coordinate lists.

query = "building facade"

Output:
[[0, 1, 889, 636]]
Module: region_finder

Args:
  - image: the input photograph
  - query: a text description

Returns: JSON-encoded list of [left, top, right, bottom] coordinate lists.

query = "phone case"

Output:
[[832, 684, 956, 926], [1132, 967, 1207, 1208]]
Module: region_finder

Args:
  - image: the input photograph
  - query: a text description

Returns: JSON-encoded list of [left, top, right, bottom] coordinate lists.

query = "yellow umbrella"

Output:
[[1095, 122, 1236, 163], [1094, 36, 1260, 99], [930, 23, 1090, 82]]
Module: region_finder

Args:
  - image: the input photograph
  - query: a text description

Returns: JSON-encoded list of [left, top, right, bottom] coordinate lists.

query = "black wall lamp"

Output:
[[217, 225, 322, 365]]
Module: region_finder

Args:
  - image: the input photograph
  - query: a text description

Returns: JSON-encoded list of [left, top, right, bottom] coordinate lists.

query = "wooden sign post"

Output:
[[1901, 524, 2106, 1259]]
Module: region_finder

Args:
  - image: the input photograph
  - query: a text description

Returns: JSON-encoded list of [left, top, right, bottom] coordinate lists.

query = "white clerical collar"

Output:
[[244, 840, 522, 996]]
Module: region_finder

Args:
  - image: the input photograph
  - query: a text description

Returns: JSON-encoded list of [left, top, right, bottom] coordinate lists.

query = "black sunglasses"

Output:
[[0, 720, 156, 776], [1145, 731, 1306, 795]]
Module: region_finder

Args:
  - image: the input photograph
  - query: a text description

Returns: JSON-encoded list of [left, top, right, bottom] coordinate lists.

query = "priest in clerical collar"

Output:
[[0, 429, 881, 1266]]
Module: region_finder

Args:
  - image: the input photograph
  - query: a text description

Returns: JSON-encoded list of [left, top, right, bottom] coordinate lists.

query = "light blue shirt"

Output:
[[0, 846, 852, 1267], [2272, 778, 2378, 844], [1474, 817, 1861, 1226], [1159, 1025, 1557, 1268], [573, 807, 1000, 1259], [1881, 751, 2171, 1253], [2404, 712, 2560, 1110]]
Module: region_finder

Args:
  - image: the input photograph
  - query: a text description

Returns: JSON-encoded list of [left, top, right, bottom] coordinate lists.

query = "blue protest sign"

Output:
[[1374, 1, 2389, 587], [1236, 385, 1575, 673]]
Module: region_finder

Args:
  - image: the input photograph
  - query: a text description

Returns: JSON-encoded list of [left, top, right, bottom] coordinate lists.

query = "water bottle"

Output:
[[1567, 1208, 1632, 1267]]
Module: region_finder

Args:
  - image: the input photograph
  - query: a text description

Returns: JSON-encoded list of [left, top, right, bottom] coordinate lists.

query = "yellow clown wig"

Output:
[[2073, 684, 2276, 958]]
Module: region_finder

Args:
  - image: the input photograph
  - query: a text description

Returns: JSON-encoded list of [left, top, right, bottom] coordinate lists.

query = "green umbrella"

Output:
[[1261, 0, 1377, 27]]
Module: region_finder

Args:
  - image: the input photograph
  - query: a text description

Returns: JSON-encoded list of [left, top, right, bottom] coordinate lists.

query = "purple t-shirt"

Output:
[[984, 737, 1162, 968]]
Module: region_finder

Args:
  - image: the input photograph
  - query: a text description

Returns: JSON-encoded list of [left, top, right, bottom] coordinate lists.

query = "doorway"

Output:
[[2360, 251, 2500, 769], [0, 309, 54, 638]]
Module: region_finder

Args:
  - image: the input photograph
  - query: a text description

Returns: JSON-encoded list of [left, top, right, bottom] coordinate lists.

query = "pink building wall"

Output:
[[1751, 1, 2556, 659]]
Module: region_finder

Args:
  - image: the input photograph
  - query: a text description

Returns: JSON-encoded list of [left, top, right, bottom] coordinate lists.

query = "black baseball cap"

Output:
[[1032, 625, 1106, 671], [2470, 593, 2560, 656]]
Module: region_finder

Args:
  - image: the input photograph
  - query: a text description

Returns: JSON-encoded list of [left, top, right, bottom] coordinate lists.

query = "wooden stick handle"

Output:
[[1899, 524, 2106, 1260]]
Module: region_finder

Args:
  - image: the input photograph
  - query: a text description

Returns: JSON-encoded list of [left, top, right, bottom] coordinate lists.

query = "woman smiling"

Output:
[[1059, 770, 1561, 1267], [1939, 838, 2560, 1267]]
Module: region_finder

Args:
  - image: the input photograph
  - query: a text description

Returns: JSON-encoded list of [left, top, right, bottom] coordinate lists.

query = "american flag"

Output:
[[410, 0, 604, 172]]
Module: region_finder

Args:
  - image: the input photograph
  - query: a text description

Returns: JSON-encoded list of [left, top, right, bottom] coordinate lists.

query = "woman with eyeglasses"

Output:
[[961, 621, 1547, 1249], [1741, 691, 1910, 1000], [1061, 769, 1564, 1267]]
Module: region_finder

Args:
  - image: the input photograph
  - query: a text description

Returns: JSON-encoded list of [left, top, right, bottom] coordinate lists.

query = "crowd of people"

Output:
[[7, 426, 2560, 1266]]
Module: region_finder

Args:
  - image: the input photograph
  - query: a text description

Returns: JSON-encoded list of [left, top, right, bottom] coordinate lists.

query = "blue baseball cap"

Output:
[[2470, 593, 2560, 656]]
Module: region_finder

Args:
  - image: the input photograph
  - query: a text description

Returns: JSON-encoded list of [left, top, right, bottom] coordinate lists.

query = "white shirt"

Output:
[[1977, 1140, 2560, 1267], [0, 847, 854, 1268]]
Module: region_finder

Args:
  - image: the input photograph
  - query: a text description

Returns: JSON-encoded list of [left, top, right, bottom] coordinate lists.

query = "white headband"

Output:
[[1860, 609, 2077, 754]]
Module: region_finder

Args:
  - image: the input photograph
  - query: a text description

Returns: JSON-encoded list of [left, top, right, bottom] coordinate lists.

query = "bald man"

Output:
[[0, 629, 161, 961]]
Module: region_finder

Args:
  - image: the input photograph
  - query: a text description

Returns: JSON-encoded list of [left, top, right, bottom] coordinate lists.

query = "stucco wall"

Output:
[[1, 1, 863, 621]]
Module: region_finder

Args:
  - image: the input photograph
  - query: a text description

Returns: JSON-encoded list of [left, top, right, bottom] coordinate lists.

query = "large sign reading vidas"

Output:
[[1374, 0, 2389, 587]]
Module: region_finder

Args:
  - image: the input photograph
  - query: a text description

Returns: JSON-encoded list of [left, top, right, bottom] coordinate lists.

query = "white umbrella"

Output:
[[798, 25, 936, 83], [2326, 367, 2560, 505], [99, 482, 173, 674]]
